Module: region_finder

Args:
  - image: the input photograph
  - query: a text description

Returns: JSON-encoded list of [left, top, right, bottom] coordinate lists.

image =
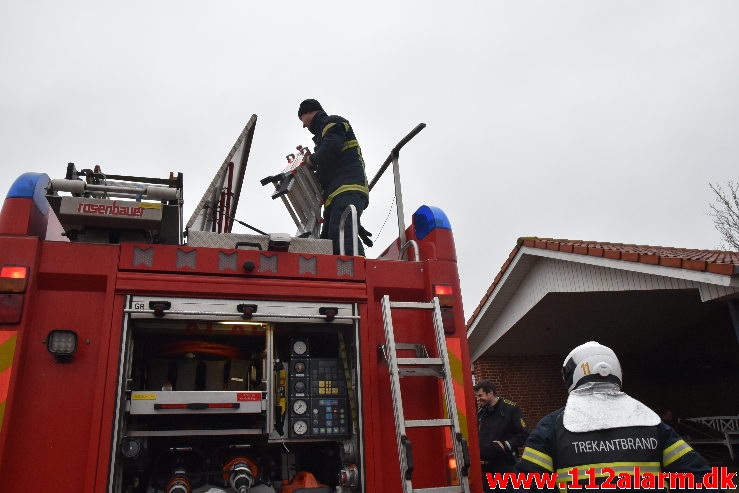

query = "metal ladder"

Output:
[[260, 146, 323, 238], [381, 295, 471, 493]]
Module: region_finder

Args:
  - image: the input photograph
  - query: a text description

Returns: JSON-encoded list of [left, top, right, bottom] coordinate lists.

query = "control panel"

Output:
[[288, 338, 349, 438]]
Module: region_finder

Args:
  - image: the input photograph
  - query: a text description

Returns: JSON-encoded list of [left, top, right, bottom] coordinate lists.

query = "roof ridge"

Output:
[[517, 236, 738, 255]]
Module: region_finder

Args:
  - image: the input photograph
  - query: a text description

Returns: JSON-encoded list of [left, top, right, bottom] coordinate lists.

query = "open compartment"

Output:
[[108, 296, 363, 493]]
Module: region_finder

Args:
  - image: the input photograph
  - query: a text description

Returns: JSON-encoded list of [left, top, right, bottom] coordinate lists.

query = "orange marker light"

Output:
[[434, 284, 453, 296], [447, 453, 459, 485], [0, 265, 29, 295], [1, 266, 27, 279], [433, 284, 455, 313]]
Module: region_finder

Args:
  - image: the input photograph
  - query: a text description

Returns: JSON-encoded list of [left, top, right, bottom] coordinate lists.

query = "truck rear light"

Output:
[[0, 265, 29, 293], [0, 294, 24, 324], [441, 307, 456, 334], [1, 266, 27, 279], [433, 284, 454, 307], [46, 329, 78, 362], [447, 453, 459, 485], [434, 284, 453, 296]]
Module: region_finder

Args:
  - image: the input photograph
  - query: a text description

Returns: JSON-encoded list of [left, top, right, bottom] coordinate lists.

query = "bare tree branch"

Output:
[[708, 181, 739, 251]]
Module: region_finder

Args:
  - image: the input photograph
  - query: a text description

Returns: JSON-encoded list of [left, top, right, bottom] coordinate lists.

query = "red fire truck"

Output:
[[0, 116, 481, 493]]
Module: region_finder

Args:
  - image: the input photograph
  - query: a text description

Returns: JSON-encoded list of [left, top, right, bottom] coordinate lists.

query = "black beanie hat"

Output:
[[298, 99, 323, 117]]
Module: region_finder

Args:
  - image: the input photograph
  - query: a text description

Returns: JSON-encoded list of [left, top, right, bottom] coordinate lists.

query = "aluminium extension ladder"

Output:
[[381, 295, 471, 493], [260, 146, 323, 238]]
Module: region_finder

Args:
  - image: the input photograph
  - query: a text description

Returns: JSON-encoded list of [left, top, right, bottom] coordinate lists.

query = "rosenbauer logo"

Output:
[[77, 201, 146, 217]]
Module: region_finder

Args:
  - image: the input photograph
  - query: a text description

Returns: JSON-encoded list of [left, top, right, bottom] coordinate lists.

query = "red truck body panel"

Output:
[[0, 184, 482, 493]]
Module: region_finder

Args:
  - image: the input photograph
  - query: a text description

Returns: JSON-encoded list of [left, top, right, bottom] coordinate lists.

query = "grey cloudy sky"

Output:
[[2, 1, 738, 319]]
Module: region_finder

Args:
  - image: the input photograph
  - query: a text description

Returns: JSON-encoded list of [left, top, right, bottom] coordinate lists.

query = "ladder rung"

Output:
[[397, 357, 443, 366], [405, 419, 452, 428], [389, 301, 435, 310], [395, 343, 429, 358], [413, 486, 466, 493], [399, 367, 444, 378]]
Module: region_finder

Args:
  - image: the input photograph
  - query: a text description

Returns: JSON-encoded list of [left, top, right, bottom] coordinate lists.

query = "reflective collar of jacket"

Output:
[[308, 110, 329, 136]]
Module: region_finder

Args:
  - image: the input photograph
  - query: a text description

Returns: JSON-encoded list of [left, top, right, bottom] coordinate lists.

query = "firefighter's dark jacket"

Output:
[[478, 398, 530, 464], [308, 111, 369, 207], [515, 407, 712, 491]]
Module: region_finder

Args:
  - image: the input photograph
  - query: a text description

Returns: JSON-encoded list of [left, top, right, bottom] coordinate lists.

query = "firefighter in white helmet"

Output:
[[513, 341, 713, 491]]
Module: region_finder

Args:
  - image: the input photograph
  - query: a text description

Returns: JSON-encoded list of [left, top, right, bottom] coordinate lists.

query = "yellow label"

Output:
[[139, 202, 163, 209], [132, 393, 157, 400]]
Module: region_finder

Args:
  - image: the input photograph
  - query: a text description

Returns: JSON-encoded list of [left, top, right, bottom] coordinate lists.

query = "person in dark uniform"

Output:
[[298, 99, 370, 256], [516, 341, 713, 492], [475, 380, 529, 490]]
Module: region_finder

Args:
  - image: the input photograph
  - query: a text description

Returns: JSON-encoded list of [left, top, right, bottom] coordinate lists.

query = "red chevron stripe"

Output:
[[0, 332, 15, 345]]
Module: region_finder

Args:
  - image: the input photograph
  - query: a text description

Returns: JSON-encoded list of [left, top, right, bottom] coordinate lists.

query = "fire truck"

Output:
[[0, 116, 482, 493]]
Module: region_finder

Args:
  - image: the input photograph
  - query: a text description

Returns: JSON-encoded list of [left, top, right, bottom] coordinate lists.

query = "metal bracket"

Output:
[[237, 304, 258, 319], [148, 301, 171, 318]]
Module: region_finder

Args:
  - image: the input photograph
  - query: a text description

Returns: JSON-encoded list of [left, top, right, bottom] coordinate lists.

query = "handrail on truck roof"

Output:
[[368, 123, 426, 261]]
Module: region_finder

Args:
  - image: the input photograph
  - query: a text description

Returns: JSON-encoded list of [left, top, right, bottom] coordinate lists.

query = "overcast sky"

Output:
[[2, 1, 738, 319]]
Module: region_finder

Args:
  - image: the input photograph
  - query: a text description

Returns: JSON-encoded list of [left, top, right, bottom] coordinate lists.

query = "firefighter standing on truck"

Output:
[[515, 341, 712, 491], [475, 380, 529, 490], [298, 98, 370, 256]]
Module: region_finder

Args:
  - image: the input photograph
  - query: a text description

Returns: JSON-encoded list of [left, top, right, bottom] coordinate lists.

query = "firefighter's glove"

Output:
[[359, 226, 373, 248]]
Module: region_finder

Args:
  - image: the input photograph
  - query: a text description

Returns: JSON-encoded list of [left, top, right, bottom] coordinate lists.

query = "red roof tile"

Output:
[[467, 238, 739, 328]]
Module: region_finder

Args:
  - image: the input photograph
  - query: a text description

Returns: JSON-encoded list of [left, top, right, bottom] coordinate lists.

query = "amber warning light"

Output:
[[434, 284, 453, 296], [447, 453, 459, 485], [0, 265, 29, 293], [433, 284, 454, 307], [433, 284, 456, 333], [0, 265, 29, 324], [1, 266, 28, 279]]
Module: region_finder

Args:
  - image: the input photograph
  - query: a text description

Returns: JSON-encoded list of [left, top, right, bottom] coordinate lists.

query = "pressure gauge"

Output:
[[292, 340, 308, 356], [121, 438, 141, 458], [293, 419, 308, 436], [293, 361, 306, 374], [294, 380, 306, 393], [293, 399, 308, 415]]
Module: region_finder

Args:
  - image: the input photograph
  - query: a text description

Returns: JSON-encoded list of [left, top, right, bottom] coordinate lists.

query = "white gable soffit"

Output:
[[467, 247, 739, 361]]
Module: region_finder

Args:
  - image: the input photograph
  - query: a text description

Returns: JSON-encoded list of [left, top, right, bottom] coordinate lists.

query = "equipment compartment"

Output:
[[109, 296, 363, 493]]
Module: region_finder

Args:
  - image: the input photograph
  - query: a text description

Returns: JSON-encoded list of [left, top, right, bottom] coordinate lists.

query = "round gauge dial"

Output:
[[293, 399, 308, 415], [293, 361, 306, 373], [293, 419, 308, 435], [121, 438, 141, 458], [294, 381, 306, 393], [292, 340, 307, 355]]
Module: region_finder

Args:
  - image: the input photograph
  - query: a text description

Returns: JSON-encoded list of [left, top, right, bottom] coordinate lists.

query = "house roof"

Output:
[[467, 238, 739, 328]]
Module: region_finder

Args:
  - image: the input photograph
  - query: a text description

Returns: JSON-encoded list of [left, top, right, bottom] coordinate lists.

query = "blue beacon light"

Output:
[[412, 205, 452, 241]]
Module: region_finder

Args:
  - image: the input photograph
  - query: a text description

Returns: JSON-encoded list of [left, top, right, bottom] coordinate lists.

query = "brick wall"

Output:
[[473, 355, 568, 428]]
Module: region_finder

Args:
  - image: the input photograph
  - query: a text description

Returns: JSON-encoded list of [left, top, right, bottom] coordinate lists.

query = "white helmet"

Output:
[[561, 341, 622, 393]]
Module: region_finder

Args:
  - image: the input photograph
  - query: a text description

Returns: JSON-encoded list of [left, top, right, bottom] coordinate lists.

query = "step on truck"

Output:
[[0, 115, 482, 493]]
